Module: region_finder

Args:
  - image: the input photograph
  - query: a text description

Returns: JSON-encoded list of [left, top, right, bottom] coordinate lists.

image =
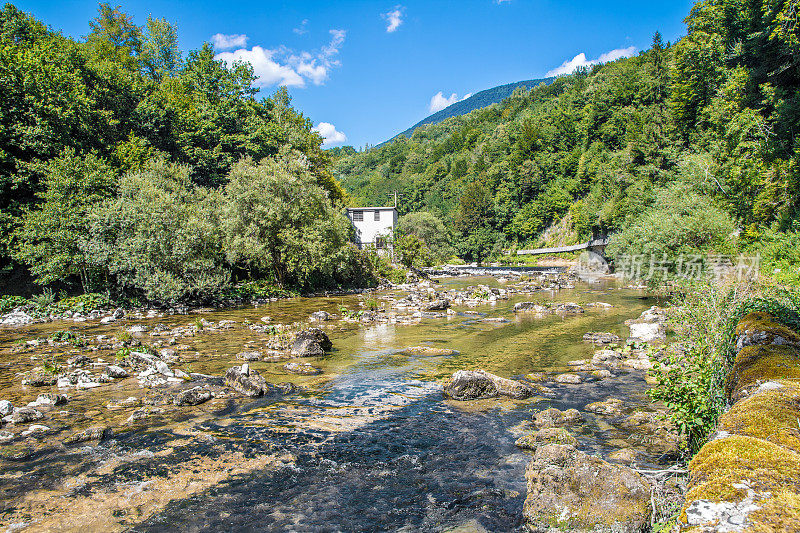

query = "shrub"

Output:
[[0, 295, 27, 313]]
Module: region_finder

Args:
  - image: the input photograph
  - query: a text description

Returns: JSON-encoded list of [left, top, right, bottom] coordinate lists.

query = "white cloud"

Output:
[[546, 46, 637, 77], [313, 122, 347, 148], [211, 33, 248, 50], [429, 91, 472, 113], [215, 29, 346, 89], [383, 6, 404, 33], [293, 19, 309, 35]]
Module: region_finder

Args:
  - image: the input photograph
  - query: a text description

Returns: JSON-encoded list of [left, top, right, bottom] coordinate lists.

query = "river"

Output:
[[0, 276, 665, 532]]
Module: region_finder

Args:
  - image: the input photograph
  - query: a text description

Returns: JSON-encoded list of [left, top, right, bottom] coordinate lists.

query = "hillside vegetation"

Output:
[[386, 77, 553, 145], [334, 0, 800, 274]]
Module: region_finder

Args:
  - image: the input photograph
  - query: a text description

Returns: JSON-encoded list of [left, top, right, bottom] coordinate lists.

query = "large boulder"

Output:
[[523, 444, 651, 532], [423, 299, 450, 311], [514, 302, 550, 314], [443, 369, 535, 400], [532, 407, 584, 429], [174, 386, 213, 406], [291, 328, 332, 356], [224, 364, 268, 397]]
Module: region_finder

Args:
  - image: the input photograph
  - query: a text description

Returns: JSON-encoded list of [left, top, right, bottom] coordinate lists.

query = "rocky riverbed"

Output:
[[0, 273, 680, 532]]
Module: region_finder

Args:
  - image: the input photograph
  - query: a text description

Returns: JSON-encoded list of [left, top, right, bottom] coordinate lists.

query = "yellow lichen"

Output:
[[746, 489, 800, 532], [718, 381, 800, 452], [736, 312, 800, 344], [725, 345, 800, 400]]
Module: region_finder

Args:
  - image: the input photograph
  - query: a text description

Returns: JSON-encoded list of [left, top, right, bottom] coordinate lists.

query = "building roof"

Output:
[[346, 206, 396, 211]]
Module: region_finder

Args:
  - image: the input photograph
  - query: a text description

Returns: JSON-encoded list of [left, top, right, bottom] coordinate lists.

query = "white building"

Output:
[[345, 207, 398, 253]]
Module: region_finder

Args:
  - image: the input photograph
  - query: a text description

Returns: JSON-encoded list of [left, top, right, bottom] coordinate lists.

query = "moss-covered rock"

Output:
[[717, 381, 800, 452], [725, 344, 800, 401], [681, 435, 800, 530], [736, 311, 800, 351], [515, 427, 577, 450], [524, 444, 650, 532]]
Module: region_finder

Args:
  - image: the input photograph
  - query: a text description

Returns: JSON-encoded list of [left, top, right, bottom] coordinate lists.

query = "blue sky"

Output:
[[16, 0, 694, 149]]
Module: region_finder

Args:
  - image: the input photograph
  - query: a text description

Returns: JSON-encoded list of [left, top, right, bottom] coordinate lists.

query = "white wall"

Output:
[[347, 208, 397, 249]]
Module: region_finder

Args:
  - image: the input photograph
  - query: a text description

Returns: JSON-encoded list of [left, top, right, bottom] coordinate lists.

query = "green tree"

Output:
[[396, 211, 453, 262], [141, 15, 181, 80]]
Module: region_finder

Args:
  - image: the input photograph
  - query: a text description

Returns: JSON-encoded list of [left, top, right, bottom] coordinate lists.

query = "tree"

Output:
[[396, 211, 453, 262], [141, 15, 181, 80], [86, 3, 142, 69], [222, 154, 353, 288], [14, 150, 116, 291]]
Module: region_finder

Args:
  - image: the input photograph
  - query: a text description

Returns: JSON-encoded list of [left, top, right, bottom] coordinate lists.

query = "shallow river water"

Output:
[[0, 276, 660, 532]]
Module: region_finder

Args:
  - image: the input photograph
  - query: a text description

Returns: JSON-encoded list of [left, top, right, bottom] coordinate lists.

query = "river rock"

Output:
[[174, 387, 213, 406], [0, 400, 13, 416], [443, 370, 535, 400], [585, 398, 625, 417], [310, 311, 331, 321], [237, 351, 262, 361], [291, 328, 332, 356], [283, 361, 322, 375], [105, 365, 129, 378], [21, 372, 57, 387], [64, 426, 111, 444], [608, 448, 638, 464], [7, 408, 43, 424], [532, 407, 584, 428], [523, 444, 651, 532], [516, 427, 577, 450], [583, 332, 622, 345], [67, 354, 92, 367], [626, 306, 667, 342], [514, 302, 550, 314], [31, 393, 67, 407], [0, 310, 35, 326], [401, 346, 458, 357], [553, 373, 582, 384], [275, 382, 297, 394], [224, 364, 267, 397], [125, 351, 161, 371], [553, 302, 585, 314], [423, 299, 450, 311]]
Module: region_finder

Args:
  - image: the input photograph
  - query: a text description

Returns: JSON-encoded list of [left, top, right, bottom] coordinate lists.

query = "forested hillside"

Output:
[[386, 77, 553, 145], [0, 3, 378, 303], [334, 0, 800, 277]]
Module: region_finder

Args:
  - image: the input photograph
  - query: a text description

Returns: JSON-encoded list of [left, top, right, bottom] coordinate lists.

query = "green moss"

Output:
[[748, 490, 800, 532], [725, 344, 800, 400], [718, 381, 800, 452], [685, 435, 800, 505], [736, 311, 800, 344]]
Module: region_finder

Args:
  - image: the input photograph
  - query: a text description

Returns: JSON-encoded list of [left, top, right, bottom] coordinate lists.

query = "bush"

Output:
[[756, 223, 800, 286], [395, 234, 431, 268], [650, 279, 800, 455], [0, 295, 27, 313], [396, 212, 453, 263]]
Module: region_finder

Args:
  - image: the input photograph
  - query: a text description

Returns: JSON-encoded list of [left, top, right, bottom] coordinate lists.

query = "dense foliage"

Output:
[[335, 3, 800, 271], [0, 3, 362, 302]]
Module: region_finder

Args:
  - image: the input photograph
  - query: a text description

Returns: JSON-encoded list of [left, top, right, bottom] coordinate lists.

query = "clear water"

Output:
[[0, 277, 660, 532]]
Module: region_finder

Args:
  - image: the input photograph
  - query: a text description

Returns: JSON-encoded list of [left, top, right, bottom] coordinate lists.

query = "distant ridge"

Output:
[[383, 77, 555, 145]]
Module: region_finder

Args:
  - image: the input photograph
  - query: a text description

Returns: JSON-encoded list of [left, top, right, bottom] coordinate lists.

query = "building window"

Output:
[[374, 210, 380, 221], [375, 236, 385, 249], [352, 210, 363, 222]]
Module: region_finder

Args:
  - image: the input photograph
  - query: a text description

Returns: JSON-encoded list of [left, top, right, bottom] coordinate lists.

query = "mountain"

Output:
[[384, 77, 554, 145]]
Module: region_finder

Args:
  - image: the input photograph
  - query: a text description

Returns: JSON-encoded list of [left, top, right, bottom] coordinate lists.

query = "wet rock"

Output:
[[67, 354, 92, 367], [0, 430, 13, 443], [618, 411, 679, 455], [173, 386, 213, 406], [423, 299, 450, 311], [310, 311, 331, 321], [553, 302, 585, 314], [553, 373, 582, 384], [237, 351, 262, 361], [585, 398, 625, 417], [7, 408, 43, 424], [626, 306, 667, 342], [523, 444, 651, 532], [275, 382, 297, 394], [0, 310, 35, 326], [400, 346, 458, 357], [591, 349, 621, 366], [532, 407, 584, 429], [159, 348, 179, 363], [291, 328, 332, 356], [113, 308, 125, 319], [0, 400, 13, 416], [31, 393, 67, 407], [125, 351, 160, 371], [514, 302, 549, 314], [224, 364, 267, 397], [443, 370, 535, 401], [105, 365, 129, 378], [21, 372, 57, 387], [516, 427, 577, 449], [283, 361, 322, 375], [592, 369, 614, 379], [64, 426, 111, 444], [21, 424, 50, 437], [583, 332, 622, 345], [608, 448, 638, 464]]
